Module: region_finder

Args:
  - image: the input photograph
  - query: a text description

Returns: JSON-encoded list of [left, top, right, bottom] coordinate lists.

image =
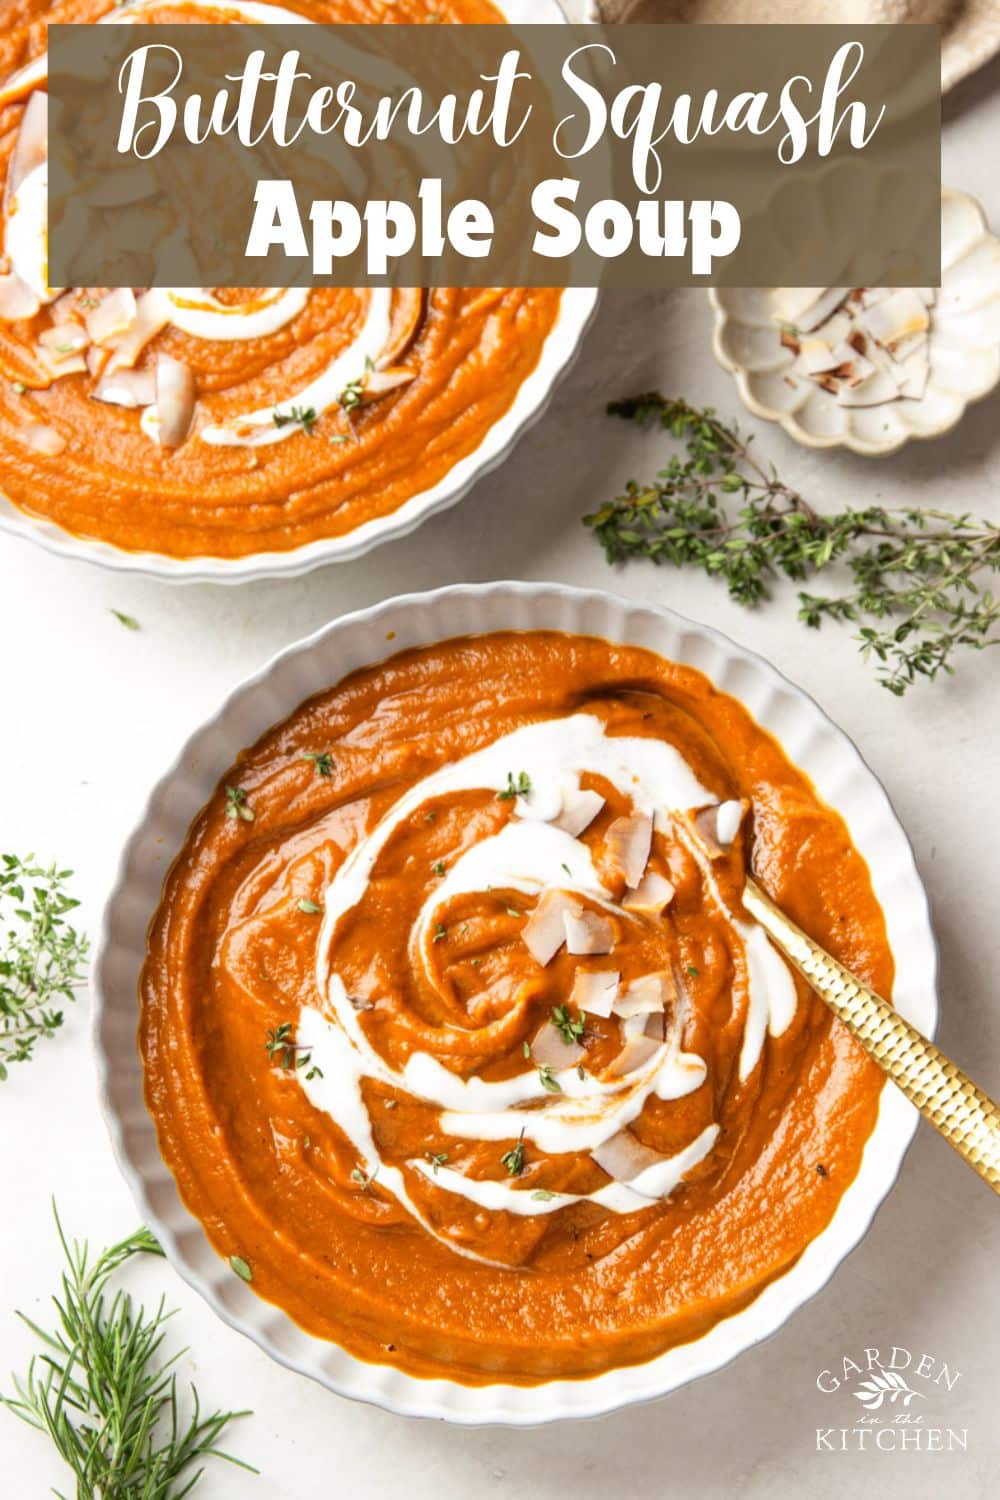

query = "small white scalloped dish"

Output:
[[93, 581, 937, 1425], [0, 0, 597, 584], [710, 188, 1000, 456]]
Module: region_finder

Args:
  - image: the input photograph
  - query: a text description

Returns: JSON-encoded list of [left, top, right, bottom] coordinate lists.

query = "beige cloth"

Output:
[[597, 0, 1000, 91]]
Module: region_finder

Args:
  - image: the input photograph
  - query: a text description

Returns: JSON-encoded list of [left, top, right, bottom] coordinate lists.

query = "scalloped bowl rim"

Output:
[[92, 580, 937, 1424], [708, 187, 1000, 457], [0, 0, 596, 584]]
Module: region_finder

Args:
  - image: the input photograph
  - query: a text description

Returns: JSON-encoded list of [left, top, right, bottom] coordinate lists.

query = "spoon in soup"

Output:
[[682, 801, 1000, 1196], [742, 873, 1000, 1197]]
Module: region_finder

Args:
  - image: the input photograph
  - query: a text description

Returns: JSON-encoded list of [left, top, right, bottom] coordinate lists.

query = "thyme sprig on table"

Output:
[[584, 394, 1000, 695], [0, 855, 89, 1080], [2, 1208, 254, 1499]]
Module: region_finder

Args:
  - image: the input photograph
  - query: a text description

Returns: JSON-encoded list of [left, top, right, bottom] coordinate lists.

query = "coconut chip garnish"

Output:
[[773, 286, 936, 408]]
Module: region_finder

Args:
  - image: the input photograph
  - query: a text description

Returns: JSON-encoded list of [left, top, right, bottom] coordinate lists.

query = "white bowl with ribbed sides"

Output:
[[93, 581, 937, 1424], [0, 0, 596, 583]]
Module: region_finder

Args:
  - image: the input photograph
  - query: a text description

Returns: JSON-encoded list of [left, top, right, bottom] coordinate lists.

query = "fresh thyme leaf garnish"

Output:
[[538, 1063, 562, 1094], [265, 1021, 316, 1073], [497, 770, 531, 801], [272, 404, 317, 434], [505, 906, 522, 918], [501, 1130, 526, 1177], [304, 750, 334, 777], [531, 1189, 558, 1201], [229, 1254, 253, 1282], [551, 1004, 586, 1045], [2, 1208, 254, 1496], [585, 393, 1000, 694], [427, 1151, 449, 1174], [225, 786, 254, 822], [351, 1165, 377, 1192], [109, 609, 140, 631], [432, 923, 447, 942], [522, 1040, 531, 1059], [298, 898, 322, 914], [0, 855, 88, 1080], [431, 860, 446, 877], [686, 964, 700, 977], [339, 375, 365, 413]]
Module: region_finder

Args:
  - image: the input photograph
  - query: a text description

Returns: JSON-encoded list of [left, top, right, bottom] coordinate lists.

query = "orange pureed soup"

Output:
[[140, 631, 890, 1384], [0, 1, 562, 558]]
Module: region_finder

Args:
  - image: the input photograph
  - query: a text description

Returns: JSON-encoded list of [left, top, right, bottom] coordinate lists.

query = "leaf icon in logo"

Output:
[[852, 1371, 923, 1408]]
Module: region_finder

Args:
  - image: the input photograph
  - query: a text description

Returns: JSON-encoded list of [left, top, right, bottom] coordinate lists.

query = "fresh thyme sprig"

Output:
[[584, 394, 1000, 695], [0, 856, 89, 1080], [2, 1207, 254, 1498]]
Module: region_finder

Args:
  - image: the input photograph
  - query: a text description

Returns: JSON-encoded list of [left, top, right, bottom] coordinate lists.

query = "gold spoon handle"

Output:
[[743, 876, 1000, 1196]]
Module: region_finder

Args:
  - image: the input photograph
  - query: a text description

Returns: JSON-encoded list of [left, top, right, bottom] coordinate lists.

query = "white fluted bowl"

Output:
[[93, 581, 937, 1423], [0, 0, 597, 583], [710, 188, 1000, 456]]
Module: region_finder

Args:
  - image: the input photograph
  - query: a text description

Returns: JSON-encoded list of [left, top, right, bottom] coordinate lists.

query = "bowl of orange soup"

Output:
[[0, 0, 596, 581], [93, 581, 937, 1422]]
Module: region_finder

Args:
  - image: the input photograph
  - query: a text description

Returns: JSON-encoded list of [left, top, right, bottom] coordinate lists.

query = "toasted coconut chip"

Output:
[[4, 92, 47, 220], [606, 1017, 662, 1077], [21, 421, 65, 456], [622, 871, 675, 916], [361, 366, 416, 401], [0, 271, 40, 322], [607, 811, 653, 889], [836, 366, 901, 407], [37, 348, 87, 381], [88, 163, 159, 210], [49, 292, 84, 326], [154, 354, 196, 447], [521, 889, 580, 966], [38, 324, 88, 356], [377, 288, 425, 369], [591, 1129, 666, 1182], [569, 968, 619, 1018], [614, 972, 670, 1020], [0, 57, 48, 112], [106, 289, 172, 374], [858, 288, 929, 348], [715, 800, 744, 848], [553, 786, 604, 838], [84, 288, 137, 347], [773, 286, 850, 333], [531, 1020, 585, 1070], [93, 367, 156, 409], [564, 908, 614, 956]]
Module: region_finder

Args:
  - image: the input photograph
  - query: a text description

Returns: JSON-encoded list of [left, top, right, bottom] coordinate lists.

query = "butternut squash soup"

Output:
[[0, 0, 562, 558], [140, 630, 890, 1384]]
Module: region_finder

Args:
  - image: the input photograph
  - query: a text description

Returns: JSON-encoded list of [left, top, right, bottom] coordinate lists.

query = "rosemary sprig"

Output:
[[2, 1207, 254, 1498], [0, 855, 89, 1080], [584, 394, 1000, 695]]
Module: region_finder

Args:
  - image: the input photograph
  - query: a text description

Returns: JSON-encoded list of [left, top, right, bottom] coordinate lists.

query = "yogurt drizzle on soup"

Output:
[[0, 0, 561, 557], [140, 632, 891, 1383]]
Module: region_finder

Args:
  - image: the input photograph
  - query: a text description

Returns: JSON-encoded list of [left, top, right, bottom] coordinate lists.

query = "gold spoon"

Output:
[[742, 876, 1000, 1196]]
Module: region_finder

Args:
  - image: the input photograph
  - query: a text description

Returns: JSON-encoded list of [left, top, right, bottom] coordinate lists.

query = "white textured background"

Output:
[[1, 56, 999, 1500]]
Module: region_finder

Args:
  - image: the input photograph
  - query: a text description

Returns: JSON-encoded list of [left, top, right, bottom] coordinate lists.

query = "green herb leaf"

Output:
[[431, 860, 446, 877], [585, 392, 1000, 695], [538, 1063, 562, 1094], [497, 770, 532, 801], [432, 922, 447, 943], [551, 1004, 586, 1045], [500, 1130, 526, 1177], [531, 1189, 558, 1201], [1, 1206, 254, 1494], [109, 609, 140, 631], [298, 898, 322, 914], [229, 1254, 253, 1282], [0, 855, 88, 1079], [304, 750, 334, 777], [225, 785, 254, 822], [427, 1151, 449, 1174], [272, 404, 317, 434]]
